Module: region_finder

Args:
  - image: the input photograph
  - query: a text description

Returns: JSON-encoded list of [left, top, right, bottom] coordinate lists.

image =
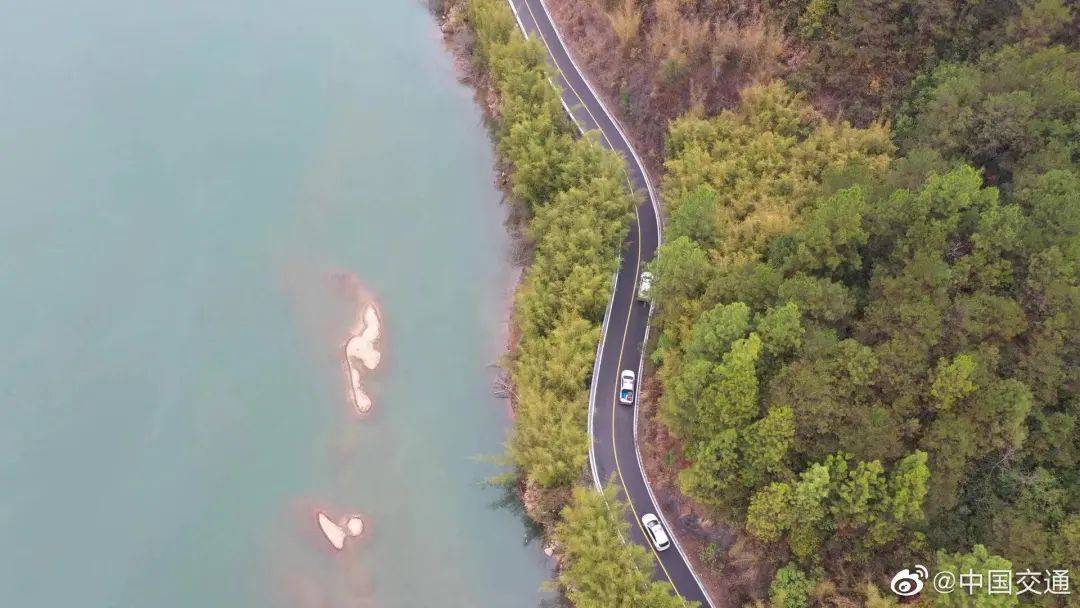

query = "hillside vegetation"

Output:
[[447, 0, 1078, 605], [541, 0, 1078, 163], [647, 24, 1079, 608]]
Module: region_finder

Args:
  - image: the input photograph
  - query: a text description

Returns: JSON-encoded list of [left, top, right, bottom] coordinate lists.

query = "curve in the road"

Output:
[[503, 1, 715, 606]]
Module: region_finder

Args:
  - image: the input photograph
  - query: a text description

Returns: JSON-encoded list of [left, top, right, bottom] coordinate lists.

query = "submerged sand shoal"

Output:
[[345, 303, 381, 414], [317, 511, 364, 551], [346, 304, 381, 370]]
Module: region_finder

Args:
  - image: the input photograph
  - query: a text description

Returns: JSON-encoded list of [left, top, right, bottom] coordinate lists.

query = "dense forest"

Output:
[[645, 3, 1079, 605], [446, 0, 1077, 605]]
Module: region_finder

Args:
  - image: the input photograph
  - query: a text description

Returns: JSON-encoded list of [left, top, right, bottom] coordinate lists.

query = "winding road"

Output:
[[504, 0, 714, 605]]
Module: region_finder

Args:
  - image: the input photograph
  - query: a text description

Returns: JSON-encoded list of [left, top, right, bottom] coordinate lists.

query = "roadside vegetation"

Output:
[[538, 0, 1078, 165], [644, 8, 1079, 607], [453, 0, 688, 604], [544, 0, 789, 162]]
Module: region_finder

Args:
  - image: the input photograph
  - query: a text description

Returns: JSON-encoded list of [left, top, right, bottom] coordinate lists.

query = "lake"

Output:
[[0, 0, 553, 605]]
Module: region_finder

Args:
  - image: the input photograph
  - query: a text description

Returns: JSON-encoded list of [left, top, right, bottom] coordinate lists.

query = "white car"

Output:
[[641, 513, 670, 551], [618, 369, 636, 405], [637, 271, 653, 302]]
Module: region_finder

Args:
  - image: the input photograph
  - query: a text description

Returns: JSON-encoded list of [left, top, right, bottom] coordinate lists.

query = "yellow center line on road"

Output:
[[607, 239, 686, 596], [518, 0, 613, 149], [517, 0, 640, 197], [513, 1, 683, 596]]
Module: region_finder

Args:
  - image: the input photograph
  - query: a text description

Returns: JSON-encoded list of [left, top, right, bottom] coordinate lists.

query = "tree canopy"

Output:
[[650, 75, 1078, 598]]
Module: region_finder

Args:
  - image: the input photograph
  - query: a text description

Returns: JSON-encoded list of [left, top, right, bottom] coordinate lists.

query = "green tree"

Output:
[[777, 274, 855, 324], [929, 354, 979, 411], [650, 236, 713, 306], [663, 82, 891, 259], [934, 545, 1017, 608], [699, 333, 764, 434], [687, 302, 752, 361], [756, 302, 805, 358], [1007, 0, 1076, 46], [682, 405, 795, 512], [898, 45, 1080, 182], [785, 186, 870, 277], [1016, 169, 1080, 262], [888, 450, 930, 523], [668, 185, 720, 246], [769, 564, 815, 608], [747, 481, 796, 542], [745, 451, 928, 556], [556, 485, 687, 608]]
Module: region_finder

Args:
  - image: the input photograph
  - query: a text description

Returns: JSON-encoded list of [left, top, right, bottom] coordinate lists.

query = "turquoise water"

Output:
[[0, 1, 552, 606]]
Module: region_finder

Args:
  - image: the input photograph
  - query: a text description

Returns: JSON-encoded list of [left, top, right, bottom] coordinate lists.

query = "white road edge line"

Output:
[[633, 312, 715, 608], [527, 1, 715, 606], [531, 0, 662, 241], [503, 1, 715, 606], [508, 0, 609, 491], [506, 0, 527, 31]]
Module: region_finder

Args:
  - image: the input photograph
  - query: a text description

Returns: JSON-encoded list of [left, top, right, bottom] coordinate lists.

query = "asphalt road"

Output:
[[504, 0, 714, 605]]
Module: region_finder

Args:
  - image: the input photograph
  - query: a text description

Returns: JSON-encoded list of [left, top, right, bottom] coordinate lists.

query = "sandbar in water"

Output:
[[316, 511, 364, 551], [344, 303, 381, 414]]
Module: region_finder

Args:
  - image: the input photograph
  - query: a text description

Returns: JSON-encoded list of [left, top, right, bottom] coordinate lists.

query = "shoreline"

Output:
[[434, 2, 536, 433], [434, 0, 564, 566]]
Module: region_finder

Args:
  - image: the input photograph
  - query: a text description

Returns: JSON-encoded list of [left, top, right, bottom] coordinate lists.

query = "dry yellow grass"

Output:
[[608, 0, 642, 51], [677, 16, 711, 62], [710, 17, 784, 81]]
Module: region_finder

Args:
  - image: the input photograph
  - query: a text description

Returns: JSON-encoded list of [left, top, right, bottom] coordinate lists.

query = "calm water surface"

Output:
[[0, 1, 553, 606]]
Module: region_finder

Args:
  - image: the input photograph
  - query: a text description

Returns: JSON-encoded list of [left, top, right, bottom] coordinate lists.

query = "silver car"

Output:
[[637, 271, 653, 302], [618, 369, 636, 405], [641, 513, 670, 551]]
